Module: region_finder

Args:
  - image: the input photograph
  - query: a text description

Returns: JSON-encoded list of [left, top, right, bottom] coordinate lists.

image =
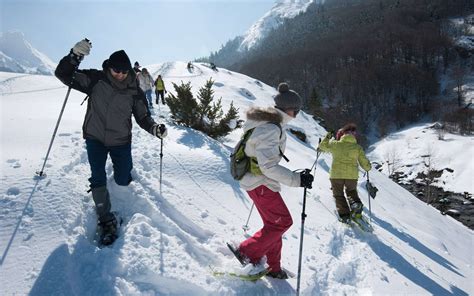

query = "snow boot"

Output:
[[339, 213, 351, 224], [350, 202, 363, 215], [227, 242, 249, 266], [91, 186, 111, 219], [98, 214, 119, 246], [267, 270, 288, 279]]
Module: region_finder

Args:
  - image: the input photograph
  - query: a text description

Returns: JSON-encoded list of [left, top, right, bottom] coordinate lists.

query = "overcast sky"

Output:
[[1, 0, 274, 68]]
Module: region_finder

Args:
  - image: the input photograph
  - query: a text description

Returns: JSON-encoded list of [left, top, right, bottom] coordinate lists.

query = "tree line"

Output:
[[212, 0, 474, 143]]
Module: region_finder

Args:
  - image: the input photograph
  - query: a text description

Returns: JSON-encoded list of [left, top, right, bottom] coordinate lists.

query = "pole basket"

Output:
[[35, 171, 47, 179]]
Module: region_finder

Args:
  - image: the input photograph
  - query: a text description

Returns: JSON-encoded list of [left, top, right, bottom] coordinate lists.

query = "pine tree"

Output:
[[308, 87, 323, 113], [167, 81, 198, 126], [167, 79, 240, 139]]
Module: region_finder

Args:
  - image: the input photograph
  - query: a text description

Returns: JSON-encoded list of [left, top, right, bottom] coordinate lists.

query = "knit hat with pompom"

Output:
[[274, 82, 302, 112]]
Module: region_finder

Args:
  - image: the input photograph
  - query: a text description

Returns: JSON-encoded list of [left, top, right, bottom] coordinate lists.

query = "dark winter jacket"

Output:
[[55, 53, 157, 146]]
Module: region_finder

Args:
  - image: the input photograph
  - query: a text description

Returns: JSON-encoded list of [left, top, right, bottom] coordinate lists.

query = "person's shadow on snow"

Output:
[[365, 216, 467, 296]]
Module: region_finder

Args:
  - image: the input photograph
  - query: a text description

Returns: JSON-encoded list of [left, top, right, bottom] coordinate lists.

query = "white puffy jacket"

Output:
[[239, 107, 301, 192]]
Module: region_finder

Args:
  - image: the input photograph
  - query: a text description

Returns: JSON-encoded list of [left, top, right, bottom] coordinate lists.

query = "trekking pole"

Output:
[[310, 138, 322, 173], [159, 137, 164, 195], [297, 169, 311, 296], [36, 44, 88, 178], [367, 172, 372, 224], [242, 202, 254, 232]]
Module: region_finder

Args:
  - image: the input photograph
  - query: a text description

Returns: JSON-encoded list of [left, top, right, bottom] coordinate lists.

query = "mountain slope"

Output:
[[0, 31, 56, 75], [239, 0, 314, 51], [0, 64, 472, 295]]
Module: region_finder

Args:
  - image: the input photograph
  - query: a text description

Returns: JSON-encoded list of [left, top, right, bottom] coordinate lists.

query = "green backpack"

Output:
[[230, 123, 287, 180]]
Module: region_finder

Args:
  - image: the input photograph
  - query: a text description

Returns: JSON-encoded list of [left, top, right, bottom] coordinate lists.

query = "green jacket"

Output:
[[319, 133, 371, 180], [155, 78, 165, 91]]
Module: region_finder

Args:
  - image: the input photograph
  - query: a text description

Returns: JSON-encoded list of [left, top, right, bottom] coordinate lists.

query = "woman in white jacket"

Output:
[[234, 83, 314, 279], [137, 68, 154, 108]]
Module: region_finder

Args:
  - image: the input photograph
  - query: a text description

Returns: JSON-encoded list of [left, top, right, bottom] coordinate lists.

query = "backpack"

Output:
[[230, 123, 287, 180]]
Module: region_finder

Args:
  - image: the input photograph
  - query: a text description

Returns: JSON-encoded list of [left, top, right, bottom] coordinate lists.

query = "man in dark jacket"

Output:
[[55, 39, 167, 245]]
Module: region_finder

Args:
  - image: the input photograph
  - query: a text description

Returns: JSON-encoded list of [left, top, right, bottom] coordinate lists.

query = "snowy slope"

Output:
[[368, 123, 474, 195], [0, 31, 56, 75], [0, 63, 472, 295], [239, 0, 314, 51]]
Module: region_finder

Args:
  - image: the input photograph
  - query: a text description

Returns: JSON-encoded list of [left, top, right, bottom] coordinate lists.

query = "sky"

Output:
[[0, 0, 275, 69]]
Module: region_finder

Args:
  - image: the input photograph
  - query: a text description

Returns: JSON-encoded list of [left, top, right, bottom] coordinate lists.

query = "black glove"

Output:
[[300, 170, 314, 188], [152, 124, 167, 139]]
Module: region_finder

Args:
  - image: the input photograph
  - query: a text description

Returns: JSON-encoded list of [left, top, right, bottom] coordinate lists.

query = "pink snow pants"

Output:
[[239, 185, 293, 272]]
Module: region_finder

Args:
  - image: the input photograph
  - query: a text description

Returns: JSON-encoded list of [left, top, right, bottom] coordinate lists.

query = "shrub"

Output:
[[166, 79, 240, 138]]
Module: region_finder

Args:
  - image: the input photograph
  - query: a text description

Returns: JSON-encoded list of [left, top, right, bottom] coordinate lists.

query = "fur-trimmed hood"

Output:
[[243, 106, 293, 132], [246, 106, 283, 123]]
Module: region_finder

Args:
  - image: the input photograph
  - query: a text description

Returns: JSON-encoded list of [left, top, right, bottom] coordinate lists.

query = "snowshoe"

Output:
[[96, 213, 122, 247], [351, 213, 374, 233], [209, 265, 270, 281]]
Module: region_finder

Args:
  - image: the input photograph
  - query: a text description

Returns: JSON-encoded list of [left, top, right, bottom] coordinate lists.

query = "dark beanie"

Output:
[[274, 82, 302, 112], [105, 50, 132, 71]]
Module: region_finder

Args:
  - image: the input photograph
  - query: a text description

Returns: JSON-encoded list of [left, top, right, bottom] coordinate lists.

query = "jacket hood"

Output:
[[340, 134, 357, 143], [246, 106, 283, 123], [244, 107, 283, 131]]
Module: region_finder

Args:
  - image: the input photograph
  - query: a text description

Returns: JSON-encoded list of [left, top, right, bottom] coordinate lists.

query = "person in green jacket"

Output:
[[318, 123, 371, 222], [154, 75, 167, 105]]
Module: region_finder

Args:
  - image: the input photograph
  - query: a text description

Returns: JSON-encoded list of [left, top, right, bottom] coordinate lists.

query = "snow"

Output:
[[239, 0, 315, 51], [1, 62, 473, 295], [368, 123, 474, 195], [0, 31, 56, 75]]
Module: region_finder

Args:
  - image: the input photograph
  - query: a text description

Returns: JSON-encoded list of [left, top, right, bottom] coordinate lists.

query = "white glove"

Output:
[[152, 124, 167, 139], [72, 39, 92, 56]]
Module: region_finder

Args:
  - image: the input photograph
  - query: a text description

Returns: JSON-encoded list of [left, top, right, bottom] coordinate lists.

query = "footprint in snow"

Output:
[[332, 262, 357, 285], [238, 88, 256, 100], [6, 159, 21, 168], [7, 187, 20, 196]]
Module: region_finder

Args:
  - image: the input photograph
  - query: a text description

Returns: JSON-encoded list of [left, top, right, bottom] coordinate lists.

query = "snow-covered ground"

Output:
[[368, 123, 474, 195], [1, 63, 472, 295]]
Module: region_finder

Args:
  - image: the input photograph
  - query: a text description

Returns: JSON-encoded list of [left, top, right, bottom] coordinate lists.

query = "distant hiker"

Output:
[[137, 68, 155, 109], [210, 62, 217, 71], [133, 61, 141, 74], [187, 62, 194, 70], [318, 123, 371, 223], [154, 75, 167, 105], [55, 39, 168, 246], [231, 83, 314, 279]]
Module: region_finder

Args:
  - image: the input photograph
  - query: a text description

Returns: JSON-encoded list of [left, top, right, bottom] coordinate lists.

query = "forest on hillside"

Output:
[[211, 0, 474, 144]]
